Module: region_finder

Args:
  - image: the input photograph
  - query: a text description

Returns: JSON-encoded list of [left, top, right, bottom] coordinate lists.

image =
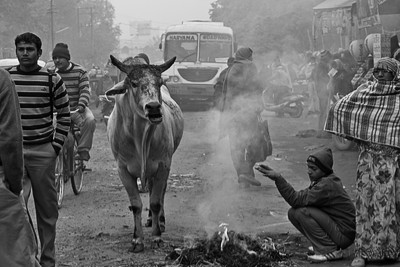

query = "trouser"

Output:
[[228, 112, 259, 179], [229, 132, 256, 178], [288, 207, 353, 254], [71, 107, 96, 153], [22, 143, 58, 267], [0, 167, 41, 267], [317, 85, 329, 132]]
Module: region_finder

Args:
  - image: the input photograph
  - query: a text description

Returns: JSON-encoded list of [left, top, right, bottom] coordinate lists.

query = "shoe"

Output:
[[351, 257, 365, 267], [307, 246, 315, 255], [75, 151, 90, 161], [307, 249, 343, 263], [238, 174, 261, 186]]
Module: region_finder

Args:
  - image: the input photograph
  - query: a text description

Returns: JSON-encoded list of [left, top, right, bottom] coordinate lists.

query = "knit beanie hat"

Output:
[[235, 47, 253, 61], [52, 43, 70, 60], [307, 148, 333, 174]]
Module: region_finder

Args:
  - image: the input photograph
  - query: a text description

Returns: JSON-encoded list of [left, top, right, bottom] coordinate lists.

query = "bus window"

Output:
[[199, 34, 232, 63]]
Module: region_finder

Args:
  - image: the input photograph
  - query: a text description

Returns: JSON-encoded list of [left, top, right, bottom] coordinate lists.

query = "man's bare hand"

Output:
[[255, 164, 281, 181]]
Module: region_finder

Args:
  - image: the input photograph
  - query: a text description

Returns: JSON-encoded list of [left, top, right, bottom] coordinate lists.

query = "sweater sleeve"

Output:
[[0, 69, 23, 195], [274, 175, 331, 208], [52, 74, 71, 154], [78, 69, 91, 108]]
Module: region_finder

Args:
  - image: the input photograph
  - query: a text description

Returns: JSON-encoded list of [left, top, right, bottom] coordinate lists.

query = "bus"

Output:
[[159, 21, 236, 107]]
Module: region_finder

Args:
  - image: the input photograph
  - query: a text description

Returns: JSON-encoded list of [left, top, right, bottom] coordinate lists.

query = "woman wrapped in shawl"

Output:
[[325, 57, 400, 267]]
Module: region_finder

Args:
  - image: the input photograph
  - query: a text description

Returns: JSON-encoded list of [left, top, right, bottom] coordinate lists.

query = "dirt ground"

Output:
[[27, 104, 394, 267]]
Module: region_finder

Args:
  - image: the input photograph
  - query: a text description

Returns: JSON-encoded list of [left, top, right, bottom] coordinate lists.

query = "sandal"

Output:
[[351, 257, 365, 267]]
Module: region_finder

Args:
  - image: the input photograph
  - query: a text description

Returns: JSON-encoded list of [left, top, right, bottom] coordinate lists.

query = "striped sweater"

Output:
[[56, 62, 91, 110], [8, 65, 71, 154]]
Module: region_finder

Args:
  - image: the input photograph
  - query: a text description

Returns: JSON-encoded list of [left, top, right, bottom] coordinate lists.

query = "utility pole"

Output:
[[50, 0, 55, 49], [77, 7, 94, 63]]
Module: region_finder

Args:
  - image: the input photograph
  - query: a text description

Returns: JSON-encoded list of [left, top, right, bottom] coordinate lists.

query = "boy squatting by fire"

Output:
[[256, 148, 356, 263]]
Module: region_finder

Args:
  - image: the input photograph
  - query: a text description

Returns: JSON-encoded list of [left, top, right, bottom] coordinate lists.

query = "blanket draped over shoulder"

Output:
[[325, 80, 400, 149]]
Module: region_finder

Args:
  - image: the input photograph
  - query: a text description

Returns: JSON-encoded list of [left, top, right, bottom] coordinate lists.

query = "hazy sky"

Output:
[[108, 0, 215, 38]]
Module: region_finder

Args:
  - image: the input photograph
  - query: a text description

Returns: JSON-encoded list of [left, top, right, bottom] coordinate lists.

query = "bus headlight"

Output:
[[168, 76, 180, 83]]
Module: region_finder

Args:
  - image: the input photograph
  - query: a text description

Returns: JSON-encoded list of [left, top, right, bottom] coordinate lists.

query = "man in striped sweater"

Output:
[[9, 32, 71, 267], [51, 43, 96, 161]]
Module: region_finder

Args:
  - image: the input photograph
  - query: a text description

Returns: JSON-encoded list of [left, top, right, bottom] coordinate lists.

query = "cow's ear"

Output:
[[105, 81, 127, 96], [159, 57, 176, 73], [110, 55, 129, 74]]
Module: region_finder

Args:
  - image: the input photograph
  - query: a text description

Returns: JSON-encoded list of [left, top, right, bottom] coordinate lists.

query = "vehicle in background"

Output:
[[262, 89, 306, 118], [159, 21, 236, 108], [0, 58, 46, 69]]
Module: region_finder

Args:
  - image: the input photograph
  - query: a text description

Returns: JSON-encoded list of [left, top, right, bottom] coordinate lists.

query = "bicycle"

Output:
[[55, 110, 90, 208]]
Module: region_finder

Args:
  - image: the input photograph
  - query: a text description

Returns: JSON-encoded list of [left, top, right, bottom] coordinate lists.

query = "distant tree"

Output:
[[0, 0, 120, 67], [209, 0, 324, 54]]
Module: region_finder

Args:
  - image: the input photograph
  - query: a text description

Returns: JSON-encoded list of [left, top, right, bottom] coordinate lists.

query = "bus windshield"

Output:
[[164, 32, 233, 63], [199, 33, 232, 63], [165, 33, 198, 62]]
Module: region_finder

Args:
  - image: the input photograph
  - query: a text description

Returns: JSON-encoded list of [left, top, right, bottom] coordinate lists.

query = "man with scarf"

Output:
[[219, 47, 271, 187], [325, 57, 400, 267]]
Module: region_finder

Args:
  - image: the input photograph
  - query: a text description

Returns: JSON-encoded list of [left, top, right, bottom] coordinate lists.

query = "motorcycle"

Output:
[[262, 88, 306, 118]]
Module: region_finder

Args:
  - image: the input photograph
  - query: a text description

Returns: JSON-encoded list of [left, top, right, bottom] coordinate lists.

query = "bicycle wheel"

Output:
[[71, 143, 84, 195], [55, 152, 65, 208]]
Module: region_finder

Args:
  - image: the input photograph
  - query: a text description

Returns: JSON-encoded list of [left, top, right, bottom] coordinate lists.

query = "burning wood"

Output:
[[218, 223, 229, 251], [166, 230, 295, 267]]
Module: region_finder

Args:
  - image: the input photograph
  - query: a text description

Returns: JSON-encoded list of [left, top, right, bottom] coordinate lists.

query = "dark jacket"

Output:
[[0, 68, 23, 195], [274, 173, 356, 239], [223, 59, 263, 112], [213, 66, 230, 108]]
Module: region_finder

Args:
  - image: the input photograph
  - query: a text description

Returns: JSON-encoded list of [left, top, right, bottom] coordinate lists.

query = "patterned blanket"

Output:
[[325, 80, 400, 149]]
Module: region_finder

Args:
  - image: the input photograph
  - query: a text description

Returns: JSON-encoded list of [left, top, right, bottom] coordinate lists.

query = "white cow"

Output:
[[106, 55, 184, 252]]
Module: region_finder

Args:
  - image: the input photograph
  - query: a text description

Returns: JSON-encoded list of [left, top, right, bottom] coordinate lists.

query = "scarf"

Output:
[[325, 80, 400, 149]]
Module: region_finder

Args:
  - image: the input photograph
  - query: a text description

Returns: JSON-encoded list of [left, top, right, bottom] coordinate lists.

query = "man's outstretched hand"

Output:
[[255, 164, 281, 181]]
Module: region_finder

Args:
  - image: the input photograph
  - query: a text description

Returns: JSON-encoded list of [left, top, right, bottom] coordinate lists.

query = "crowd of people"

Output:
[[2, 29, 400, 267], [215, 43, 400, 267]]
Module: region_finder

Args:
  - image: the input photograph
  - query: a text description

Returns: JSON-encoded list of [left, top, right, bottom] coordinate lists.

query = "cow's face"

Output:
[[106, 55, 176, 124]]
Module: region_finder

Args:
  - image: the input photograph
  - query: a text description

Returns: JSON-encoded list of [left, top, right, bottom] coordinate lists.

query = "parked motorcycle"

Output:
[[262, 89, 306, 118]]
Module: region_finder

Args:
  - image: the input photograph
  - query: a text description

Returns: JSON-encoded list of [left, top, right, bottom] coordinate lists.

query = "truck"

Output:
[[159, 21, 236, 108]]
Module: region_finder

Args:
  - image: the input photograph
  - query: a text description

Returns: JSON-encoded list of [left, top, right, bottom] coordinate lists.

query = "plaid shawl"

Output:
[[325, 80, 400, 149]]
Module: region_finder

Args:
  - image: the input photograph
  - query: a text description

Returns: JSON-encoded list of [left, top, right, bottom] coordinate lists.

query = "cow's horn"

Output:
[[110, 55, 129, 74], [159, 57, 176, 73]]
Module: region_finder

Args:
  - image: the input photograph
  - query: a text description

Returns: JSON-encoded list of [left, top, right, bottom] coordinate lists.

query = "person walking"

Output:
[[219, 47, 272, 187], [8, 32, 71, 267], [52, 43, 96, 161], [0, 68, 41, 267], [313, 50, 332, 138], [325, 57, 400, 267], [256, 148, 356, 263], [213, 56, 234, 109]]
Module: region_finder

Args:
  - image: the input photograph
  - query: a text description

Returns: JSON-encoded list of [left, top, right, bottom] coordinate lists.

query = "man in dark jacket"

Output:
[[219, 47, 269, 187], [213, 56, 234, 109], [256, 148, 355, 263]]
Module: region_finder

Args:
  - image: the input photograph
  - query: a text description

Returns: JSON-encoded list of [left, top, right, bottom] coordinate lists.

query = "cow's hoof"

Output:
[[151, 237, 164, 249], [160, 222, 165, 233], [129, 242, 144, 253], [145, 218, 152, 227]]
